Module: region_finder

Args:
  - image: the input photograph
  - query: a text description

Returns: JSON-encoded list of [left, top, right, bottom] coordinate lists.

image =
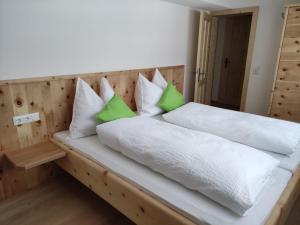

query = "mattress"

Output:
[[54, 130, 291, 225]]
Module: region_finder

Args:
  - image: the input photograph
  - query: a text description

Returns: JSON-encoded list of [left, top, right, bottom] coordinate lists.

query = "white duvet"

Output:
[[96, 117, 279, 216], [163, 103, 300, 155]]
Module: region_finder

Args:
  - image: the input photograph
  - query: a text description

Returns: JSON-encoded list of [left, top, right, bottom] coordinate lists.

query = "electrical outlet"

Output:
[[13, 112, 40, 126]]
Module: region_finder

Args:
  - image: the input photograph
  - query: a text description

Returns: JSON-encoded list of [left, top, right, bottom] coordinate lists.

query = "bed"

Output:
[[51, 123, 300, 225], [53, 130, 292, 225], [44, 65, 300, 225]]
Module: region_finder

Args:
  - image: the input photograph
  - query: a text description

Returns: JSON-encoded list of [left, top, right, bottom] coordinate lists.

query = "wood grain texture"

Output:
[[269, 5, 300, 123], [5, 142, 66, 170], [287, 6, 300, 25], [265, 166, 300, 225], [0, 65, 184, 200], [51, 138, 198, 225], [51, 136, 300, 225]]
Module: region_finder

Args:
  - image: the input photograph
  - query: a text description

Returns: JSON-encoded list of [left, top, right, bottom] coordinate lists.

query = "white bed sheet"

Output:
[[264, 150, 300, 173], [54, 131, 291, 225]]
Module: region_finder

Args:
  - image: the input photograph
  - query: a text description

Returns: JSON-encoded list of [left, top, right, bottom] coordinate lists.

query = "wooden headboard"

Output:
[[0, 65, 184, 152], [0, 65, 184, 200]]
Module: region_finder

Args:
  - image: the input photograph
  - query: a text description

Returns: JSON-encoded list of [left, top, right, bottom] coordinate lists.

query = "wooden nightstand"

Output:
[[5, 141, 66, 170]]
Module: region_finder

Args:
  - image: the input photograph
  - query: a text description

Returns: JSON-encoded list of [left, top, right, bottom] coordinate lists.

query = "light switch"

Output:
[[253, 66, 261, 76], [13, 112, 40, 126]]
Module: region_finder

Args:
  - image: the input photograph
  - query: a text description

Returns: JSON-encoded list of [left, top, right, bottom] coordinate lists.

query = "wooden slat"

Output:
[[274, 80, 300, 92], [287, 6, 300, 25], [281, 37, 300, 61], [285, 24, 300, 37], [5, 142, 66, 170], [270, 91, 300, 121], [277, 61, 300, 82]]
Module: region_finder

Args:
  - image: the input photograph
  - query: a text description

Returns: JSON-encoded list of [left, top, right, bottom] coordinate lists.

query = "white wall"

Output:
[[0, 0, 199, 101], [245, 0, 299, 115]]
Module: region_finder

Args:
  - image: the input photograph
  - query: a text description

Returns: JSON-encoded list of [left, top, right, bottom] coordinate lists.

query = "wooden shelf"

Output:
[[5, 142, 66, 170]]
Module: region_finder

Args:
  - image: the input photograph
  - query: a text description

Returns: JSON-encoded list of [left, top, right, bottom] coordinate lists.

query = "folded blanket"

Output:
[[96, 117, 279, 216], [163, 102, 300, 155]]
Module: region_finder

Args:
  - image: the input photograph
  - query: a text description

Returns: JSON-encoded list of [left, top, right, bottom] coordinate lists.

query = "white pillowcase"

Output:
[[100, 77, 115, 104], [152, 68, 168, 89], [135, 74, 163, 116], [163, 102, 300, 155], [135, 69, 168, 116], [69, 78, 104, 139]]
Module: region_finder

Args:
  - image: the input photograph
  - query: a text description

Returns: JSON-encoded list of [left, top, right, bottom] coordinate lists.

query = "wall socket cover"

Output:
[[13, 112, 40, 126]]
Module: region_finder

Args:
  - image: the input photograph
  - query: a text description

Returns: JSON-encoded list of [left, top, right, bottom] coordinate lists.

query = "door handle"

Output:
[[224, 57, 230, 68]]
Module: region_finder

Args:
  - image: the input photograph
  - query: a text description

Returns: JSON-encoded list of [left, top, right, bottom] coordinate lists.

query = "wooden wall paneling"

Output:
[[0, 86, 20, 152], [275, 80, 300, 92], [285, 24, 300, 38], [281, 37, 300, 61], [119, 72, 137, 109], [172, 67, 184, 93], [278, 61, 300, 81], [269, 5, 300, 123], [0, 65, 184, 200], [25, 82, 48, 146], [270, 90, 300, 121], [9, 84, 34, 149], [51, 80, 72, 133], [287, 6, 300, 25]]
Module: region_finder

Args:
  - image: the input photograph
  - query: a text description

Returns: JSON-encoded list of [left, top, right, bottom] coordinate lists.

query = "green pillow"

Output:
[[96, 94, 136, 122], [158, 82, 184, 112]]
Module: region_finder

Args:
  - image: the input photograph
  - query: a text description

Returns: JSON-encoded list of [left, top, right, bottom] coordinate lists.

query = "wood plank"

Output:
[[274, 80, 300, 92], [285, 24, 300, 37], [281, 37, 300, 61], [277, 61, 300, 82], [5, 142, 65, 170], [287, 6, 300, 25]]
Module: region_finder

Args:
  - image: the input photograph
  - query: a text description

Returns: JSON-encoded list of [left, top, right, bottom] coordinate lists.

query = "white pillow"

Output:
[[100, 77, 115, 104], [69, 78, 105, 139], [135, 73, 164, 116], [152, 69, 168, 89]]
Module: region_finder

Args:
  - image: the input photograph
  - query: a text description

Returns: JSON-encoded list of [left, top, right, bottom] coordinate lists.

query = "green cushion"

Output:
[[96, 94, 136, 122], [158, 82, 184, 112]]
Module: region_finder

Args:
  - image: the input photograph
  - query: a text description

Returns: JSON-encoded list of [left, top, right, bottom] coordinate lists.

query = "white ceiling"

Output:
[[162, 0, 259, 10]]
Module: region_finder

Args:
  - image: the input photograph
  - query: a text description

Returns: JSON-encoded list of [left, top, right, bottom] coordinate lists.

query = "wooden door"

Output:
[[218, 15, 251, 107], [194, 11, 212, 103]]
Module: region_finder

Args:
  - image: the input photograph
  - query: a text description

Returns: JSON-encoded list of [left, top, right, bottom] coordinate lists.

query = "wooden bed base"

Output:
[[51, 138, 300, 225]]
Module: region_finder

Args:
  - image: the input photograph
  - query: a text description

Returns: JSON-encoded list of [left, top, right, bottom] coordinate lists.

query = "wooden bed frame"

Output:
[[50, 137, 300, 225]]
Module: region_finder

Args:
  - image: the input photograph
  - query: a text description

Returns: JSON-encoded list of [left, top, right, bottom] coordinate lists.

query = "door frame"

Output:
[[208, 6, 259, 111]]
